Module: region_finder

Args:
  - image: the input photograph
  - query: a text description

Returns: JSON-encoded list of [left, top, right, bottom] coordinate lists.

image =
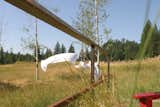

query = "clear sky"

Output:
[[0, 0, 160, 53]]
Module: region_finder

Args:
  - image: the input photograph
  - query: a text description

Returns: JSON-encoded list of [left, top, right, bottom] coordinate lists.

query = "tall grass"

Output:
[[0, 58, 160, 107]]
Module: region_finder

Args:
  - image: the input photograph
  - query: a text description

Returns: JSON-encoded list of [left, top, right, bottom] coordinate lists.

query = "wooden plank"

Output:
[[5, 0, 107, 55], [91, 45, 95, 83], [48, 79, 104, 107]]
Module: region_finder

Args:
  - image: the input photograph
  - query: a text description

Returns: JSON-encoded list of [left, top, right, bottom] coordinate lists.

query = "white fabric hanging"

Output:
[[41, 53, 78, 72], [74, 61, 90, 69], [41, 53, 100, 81], [75, 61, 100, 81], [94, 62, 100, 81]]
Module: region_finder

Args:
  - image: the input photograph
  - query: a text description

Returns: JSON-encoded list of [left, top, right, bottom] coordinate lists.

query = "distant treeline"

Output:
[[100, 39, 139, 61], [0, 20, 159, 64], [0, 48, 34, 64], [0, 42, 75, 64], [101, 20, 160, 61]]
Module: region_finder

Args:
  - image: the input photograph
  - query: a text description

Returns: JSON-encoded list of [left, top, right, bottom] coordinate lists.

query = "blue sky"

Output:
[[0, 0, 160, 53]]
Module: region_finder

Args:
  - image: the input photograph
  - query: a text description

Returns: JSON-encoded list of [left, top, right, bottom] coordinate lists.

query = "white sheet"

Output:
[[41, 53, 78, 72], [75, 61, 100, 81], [41, 53, 100, 81]]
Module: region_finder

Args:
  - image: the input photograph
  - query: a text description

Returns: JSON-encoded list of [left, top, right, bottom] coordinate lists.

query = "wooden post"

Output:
[[107, 55, 110, 88], [91, 45, 95, 107], [95, 0, 100, 65], [35, 18, 39, 80], [91, 45, 95, 84]]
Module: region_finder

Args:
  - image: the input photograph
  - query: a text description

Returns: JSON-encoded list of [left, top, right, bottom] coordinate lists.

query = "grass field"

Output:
[[0, 57, 160, 107]]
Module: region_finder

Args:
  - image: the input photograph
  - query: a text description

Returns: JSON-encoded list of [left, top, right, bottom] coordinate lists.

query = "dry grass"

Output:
[[0, 58, 160, 107], [0, 62, 90, 107]]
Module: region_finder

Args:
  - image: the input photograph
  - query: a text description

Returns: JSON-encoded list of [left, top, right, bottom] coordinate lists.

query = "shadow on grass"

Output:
[[0, 81, 20, 91], [58, 73, 81, 81]]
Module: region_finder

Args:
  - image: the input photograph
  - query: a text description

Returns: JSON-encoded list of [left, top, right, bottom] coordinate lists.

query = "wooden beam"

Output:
[[5, 0, 107, 55], [91, 45, 95, 83], [48, 79, 104, 107]]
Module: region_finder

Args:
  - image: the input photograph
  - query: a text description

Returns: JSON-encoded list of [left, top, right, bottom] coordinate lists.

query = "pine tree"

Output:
[[16, 52, 21, 61], [152, 25, 160, 57], [68, 44, 75, 53], [61, 44, 66, 53], [0, 47, 4, 64], [9, 49, 16, 63], [139, 20, 160, 58], [54, 42, 61, 54], [139, 20, 152, 57], [45, 48, 52, 58]]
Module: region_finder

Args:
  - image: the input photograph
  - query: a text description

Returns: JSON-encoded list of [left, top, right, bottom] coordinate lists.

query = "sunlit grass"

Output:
[[0, 57, 160, 107]]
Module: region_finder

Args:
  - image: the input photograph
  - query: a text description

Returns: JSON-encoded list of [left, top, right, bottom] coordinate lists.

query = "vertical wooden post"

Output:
[[91, 45, 95, 107], [91, 45, 95, 84], [107, 55, 110, 88], [35, 18, 39, 80], [95, 0, 100, 65]]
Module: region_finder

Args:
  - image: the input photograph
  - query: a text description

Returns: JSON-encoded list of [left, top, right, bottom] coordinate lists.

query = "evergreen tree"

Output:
[[141, 20, 153, 57], [9, 49, 16, 63], [45, 48, 52, 58], [0, 47, 4, 64], [102, 39, 139, 61], [152, 25, 160, 56], [16, 52, 21, 61], [61, 44, 66, 53], [54, 42, 61, 54], [124, 40, 139, 60], [68, 44, 75, 53], [139, 20, 160, 58]]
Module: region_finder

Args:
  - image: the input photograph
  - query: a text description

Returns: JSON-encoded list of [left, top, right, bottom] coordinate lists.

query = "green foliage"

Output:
[[101, 20, 160, 61], [124, 40, 139, 60], [45, 48, 53, 58], [54, 42, 61, 55], [0, 50, 35, 65], [102, 39, 139, 61], [61, 44, 66, 53], [74, 0, 109, 43], [54, 42, 67, 54], [139, 20, 160, 58], [0, 46, 4, 64], [68, 44, 75, 53], [0, 42, 68, 64]]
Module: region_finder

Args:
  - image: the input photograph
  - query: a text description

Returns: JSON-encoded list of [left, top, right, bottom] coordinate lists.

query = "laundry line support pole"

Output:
[[106, 55, 111, 88], [91, 45, 95, 84], [107, 55, 110, 88]]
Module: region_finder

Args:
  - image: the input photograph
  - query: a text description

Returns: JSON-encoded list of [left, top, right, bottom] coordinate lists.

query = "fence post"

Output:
[[107, 55, 110, 88], [91, 45, 95, 84]]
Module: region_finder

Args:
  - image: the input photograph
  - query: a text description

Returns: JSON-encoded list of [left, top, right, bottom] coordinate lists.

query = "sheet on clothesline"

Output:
[[75, 61, 100, 81], [41, 53, 78, 72], [41, 52, 100, 81]]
